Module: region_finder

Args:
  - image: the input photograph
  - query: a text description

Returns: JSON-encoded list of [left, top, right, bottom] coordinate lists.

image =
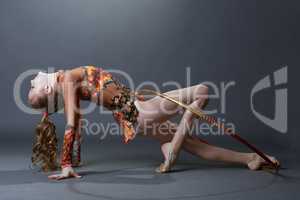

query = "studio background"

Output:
[[0, 0, 299, 199], [1, 0, 298, 149]]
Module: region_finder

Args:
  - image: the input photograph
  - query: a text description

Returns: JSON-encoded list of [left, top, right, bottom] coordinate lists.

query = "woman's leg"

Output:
[[184, 136, 279, 170], [144, 120, 279, 171], [135, 84, 279, 172], [156, 98, 208, 172], [136, 83, 209, 124], [136, 84, 209, 172]]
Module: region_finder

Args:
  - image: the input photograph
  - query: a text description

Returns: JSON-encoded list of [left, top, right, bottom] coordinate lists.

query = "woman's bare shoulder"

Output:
[[63, 66, 87, 82]]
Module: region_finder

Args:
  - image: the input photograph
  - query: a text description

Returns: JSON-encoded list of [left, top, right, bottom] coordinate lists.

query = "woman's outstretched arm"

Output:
[[72, 111, 82, 167], [48, 71, 82, 180]]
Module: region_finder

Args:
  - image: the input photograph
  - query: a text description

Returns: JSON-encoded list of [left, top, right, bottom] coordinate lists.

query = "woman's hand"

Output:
[[48, 166, 81, 180]]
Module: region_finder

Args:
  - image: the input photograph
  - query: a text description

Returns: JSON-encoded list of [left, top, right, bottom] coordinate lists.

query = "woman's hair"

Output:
[[31, 112, 59, 172]]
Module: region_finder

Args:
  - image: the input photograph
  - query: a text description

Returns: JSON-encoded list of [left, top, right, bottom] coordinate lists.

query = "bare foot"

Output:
[[247, 153, 280, 170], [155, 142, 178, 173]]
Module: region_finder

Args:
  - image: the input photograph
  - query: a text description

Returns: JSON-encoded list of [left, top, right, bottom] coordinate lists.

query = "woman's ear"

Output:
[[44, 85, 53, 95]]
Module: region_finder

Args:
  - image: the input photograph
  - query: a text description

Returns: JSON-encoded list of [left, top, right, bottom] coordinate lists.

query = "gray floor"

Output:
[[0, 136, 299, 200]]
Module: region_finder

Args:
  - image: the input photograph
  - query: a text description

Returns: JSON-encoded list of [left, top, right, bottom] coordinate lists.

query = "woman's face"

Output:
[[28, 73, 48, 109]]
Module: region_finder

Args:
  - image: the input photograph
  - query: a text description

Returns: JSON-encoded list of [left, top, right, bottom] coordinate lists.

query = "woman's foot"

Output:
[[247, 153, 280, 170], [155, 142, 178, 173]]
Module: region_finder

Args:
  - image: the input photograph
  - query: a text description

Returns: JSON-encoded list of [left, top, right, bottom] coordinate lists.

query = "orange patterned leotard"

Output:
[[80, 66, 142, 143]]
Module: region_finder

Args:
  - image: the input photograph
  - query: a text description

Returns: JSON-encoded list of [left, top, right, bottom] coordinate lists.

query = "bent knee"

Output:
[[194, 84, 209, 101]]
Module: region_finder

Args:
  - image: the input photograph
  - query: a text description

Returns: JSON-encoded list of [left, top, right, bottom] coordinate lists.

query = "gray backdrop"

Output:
[[0, 0, 299, 153], [0, 1, 300, 199]]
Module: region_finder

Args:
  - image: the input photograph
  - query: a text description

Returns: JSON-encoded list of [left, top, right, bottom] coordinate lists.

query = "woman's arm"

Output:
[[72, 106, 82, 167], [48, 71, 81, 180]]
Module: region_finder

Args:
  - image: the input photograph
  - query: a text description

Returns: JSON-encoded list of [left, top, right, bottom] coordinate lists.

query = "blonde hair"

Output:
[[31, 112, 59, 172]]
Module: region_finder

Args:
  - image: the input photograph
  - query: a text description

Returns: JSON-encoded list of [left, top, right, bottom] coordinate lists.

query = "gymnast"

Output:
[[28, 66, 279, 180]]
